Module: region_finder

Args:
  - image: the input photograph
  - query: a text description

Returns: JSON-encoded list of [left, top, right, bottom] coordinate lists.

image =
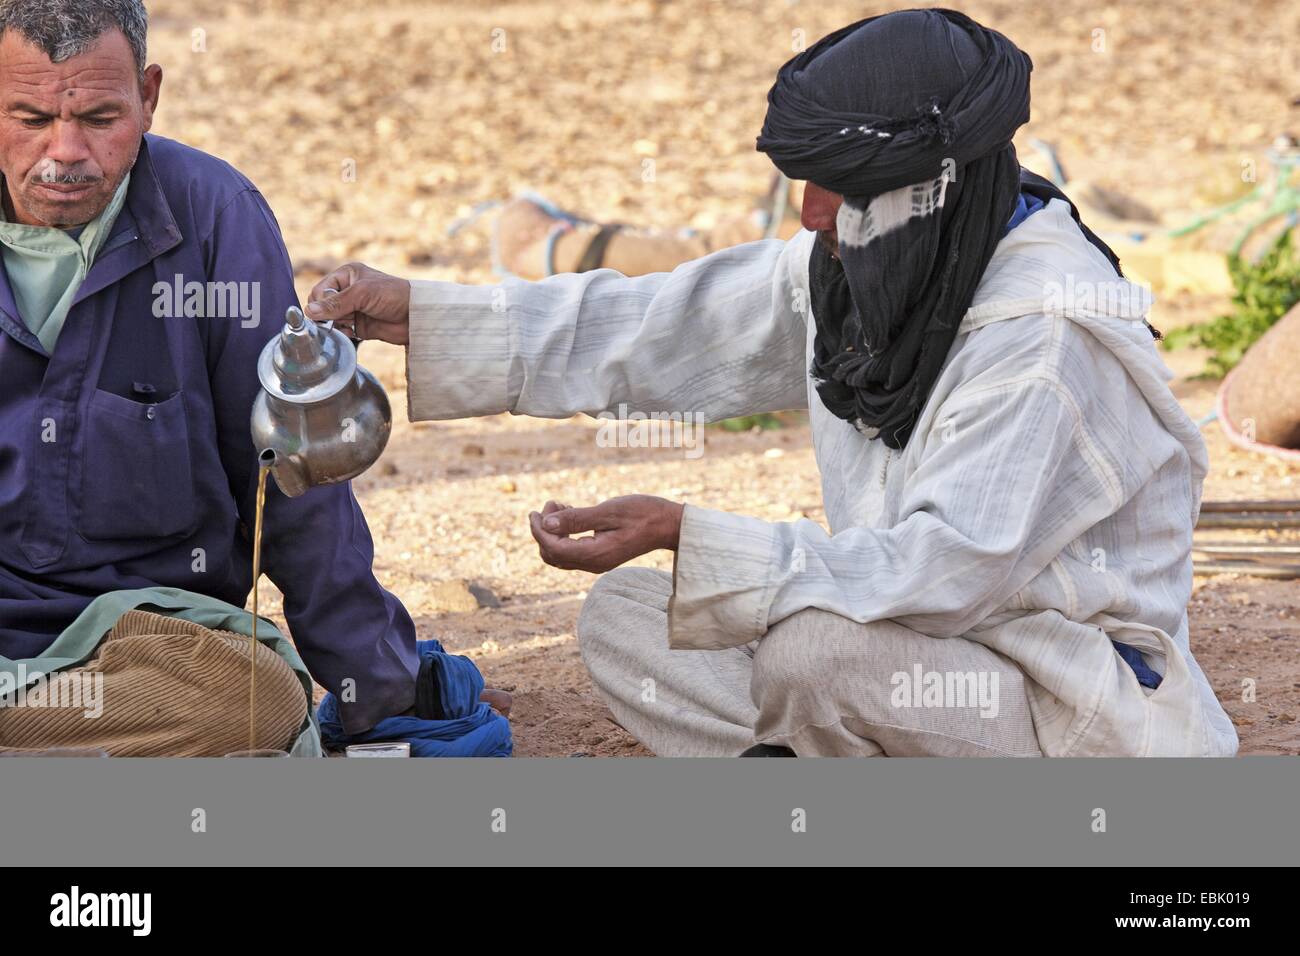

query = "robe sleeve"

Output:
[[404, 232, 814, 423]]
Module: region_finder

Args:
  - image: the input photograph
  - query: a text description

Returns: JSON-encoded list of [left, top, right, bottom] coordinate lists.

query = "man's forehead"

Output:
[[0, 28, 138, 98]]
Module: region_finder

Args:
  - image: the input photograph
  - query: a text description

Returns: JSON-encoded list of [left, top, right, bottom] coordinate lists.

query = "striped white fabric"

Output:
[[837, 175, 948, 248], [407, 199, 1238, 757]]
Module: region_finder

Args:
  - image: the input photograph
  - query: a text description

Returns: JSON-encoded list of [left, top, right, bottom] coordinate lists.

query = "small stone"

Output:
[[499, 479, 517, 493], [468, 582, 502, 609], [462, 443, 485, 456], [427, 579, 480, 614]]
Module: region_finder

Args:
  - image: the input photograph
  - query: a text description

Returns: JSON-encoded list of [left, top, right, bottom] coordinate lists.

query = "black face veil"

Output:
[[757, 8, 1111, 450]]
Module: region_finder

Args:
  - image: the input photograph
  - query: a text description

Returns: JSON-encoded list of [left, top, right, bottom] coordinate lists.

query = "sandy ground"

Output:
[[144, 0, 1300, 755]]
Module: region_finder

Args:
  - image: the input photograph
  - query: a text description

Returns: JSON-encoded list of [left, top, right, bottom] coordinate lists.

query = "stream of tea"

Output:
[[248, 458, 271, 752]]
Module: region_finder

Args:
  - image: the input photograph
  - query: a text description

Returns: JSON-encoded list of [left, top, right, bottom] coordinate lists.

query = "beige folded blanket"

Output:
[[0, 609, 306, 757]]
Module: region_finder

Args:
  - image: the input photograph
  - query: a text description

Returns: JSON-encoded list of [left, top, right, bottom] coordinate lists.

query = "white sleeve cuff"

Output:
[[667, 504, 782, 650], [406, 279, 510, 421]]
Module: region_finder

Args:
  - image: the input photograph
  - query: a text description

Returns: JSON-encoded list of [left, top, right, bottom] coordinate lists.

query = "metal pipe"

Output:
[[1194, 561, 1300, 579], [1192, 542, 1300, 557], [1195, 514, 1300, 530], [1200, 500, 1300, 514]]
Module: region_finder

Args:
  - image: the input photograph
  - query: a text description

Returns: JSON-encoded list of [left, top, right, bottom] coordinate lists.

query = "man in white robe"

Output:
[[306, 11, 1239, 758]]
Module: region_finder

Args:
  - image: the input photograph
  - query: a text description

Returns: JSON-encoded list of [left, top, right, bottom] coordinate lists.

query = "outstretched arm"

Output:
[[527, 372, 1127, 652], [310, 231, 816, 424]]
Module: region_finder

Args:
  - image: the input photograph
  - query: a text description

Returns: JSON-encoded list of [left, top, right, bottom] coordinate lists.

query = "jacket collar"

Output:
[[0, 136, 183, 354]]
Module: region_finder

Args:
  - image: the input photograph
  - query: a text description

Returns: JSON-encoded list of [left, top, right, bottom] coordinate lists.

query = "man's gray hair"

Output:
[[0, 0, 148, 78]]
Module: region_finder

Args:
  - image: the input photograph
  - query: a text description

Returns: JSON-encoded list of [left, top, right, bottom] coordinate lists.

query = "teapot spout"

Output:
[[257, 446, 310, 498]]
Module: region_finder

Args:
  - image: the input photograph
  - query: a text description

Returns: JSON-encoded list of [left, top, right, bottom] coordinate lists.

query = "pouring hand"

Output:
[[307, 262, 411, 345], [528, 496, 684, 574]]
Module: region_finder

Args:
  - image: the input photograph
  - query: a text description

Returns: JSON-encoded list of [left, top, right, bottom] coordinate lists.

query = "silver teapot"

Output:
[[250, 305, 392, 497]]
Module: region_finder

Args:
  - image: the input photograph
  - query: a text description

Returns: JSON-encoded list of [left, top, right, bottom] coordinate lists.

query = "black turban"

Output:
[[756, 8, 1121, 449]]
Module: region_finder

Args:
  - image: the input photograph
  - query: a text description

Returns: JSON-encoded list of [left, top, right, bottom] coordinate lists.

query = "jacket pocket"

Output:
[[79, 389, 198, 540]]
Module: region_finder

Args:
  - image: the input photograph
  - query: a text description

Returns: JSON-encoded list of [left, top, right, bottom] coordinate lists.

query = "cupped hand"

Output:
[[528, 496, 684, 574]]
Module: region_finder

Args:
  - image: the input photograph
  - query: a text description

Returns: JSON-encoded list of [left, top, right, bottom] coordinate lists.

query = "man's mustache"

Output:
[[30, 168, 102, 186]]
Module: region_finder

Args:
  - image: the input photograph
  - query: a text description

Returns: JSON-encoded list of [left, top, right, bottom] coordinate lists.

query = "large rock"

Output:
[[1218, 302, 1300, 457]]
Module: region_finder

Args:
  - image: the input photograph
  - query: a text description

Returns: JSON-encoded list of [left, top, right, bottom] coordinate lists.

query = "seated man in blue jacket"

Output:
[[0, 0, 505, 754]]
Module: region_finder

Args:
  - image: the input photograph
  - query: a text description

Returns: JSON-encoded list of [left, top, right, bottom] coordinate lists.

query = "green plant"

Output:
[[1163, 230, 1300, 378], [712, 413, 787, 432]]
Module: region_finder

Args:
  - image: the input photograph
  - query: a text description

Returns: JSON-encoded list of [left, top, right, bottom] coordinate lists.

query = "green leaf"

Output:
[[712, 413, 787, 432], [1161, 230, 1300, 378]]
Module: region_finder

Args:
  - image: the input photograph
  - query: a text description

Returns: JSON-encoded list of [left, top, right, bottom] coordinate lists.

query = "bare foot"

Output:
[[481, 688, 513, 718]]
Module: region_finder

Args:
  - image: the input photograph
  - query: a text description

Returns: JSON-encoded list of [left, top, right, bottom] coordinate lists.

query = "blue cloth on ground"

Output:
[[317, 640, 512, 757]]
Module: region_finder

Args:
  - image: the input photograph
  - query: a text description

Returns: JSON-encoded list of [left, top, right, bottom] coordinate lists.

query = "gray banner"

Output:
[[1, 757, 1295, 866]]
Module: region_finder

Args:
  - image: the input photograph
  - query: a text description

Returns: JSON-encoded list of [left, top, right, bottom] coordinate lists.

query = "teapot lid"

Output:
[[256, 306, 358, 404]]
